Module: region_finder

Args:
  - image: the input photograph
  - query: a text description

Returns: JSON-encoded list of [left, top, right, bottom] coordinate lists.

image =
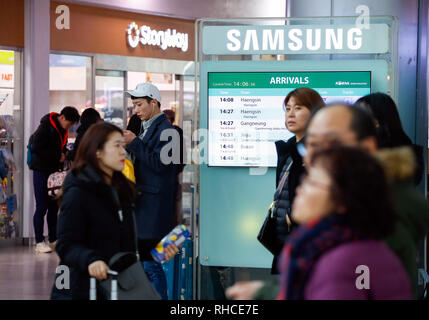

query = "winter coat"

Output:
[[50, 165, 136, 300], [376, 146, 429, 298], [411, 144, 424, 185], [271, 136, 305, 273], [254, 146, 429, 300], [126, 113, 176, 260], [304, 241, 412, 299], [30, 113, 68, 173]]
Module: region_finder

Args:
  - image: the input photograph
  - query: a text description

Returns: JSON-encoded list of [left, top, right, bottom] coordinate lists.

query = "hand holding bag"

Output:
[[98, 251, 160, 300], [257, 161, 293, 255], [96, 189, 160, 300]]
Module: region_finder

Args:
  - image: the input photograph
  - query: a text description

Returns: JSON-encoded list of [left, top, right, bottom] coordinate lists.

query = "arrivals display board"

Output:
[[208, 71, 371, 167]]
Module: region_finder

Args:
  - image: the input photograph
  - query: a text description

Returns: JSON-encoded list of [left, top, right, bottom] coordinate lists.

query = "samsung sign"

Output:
[[203, 24, 389, 54], [127, 22, 189, 52]]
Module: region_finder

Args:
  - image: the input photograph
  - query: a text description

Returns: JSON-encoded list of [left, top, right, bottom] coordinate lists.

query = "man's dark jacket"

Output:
[[126, 113, 176, 260], [30, 112, 67, 173]]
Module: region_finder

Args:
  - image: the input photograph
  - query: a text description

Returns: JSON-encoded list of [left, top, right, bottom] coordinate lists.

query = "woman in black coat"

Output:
[[270, 87, 325, 273], [354, 92, 424, 185], [51, 122, 178, 299], [51, 122, 137, 299]]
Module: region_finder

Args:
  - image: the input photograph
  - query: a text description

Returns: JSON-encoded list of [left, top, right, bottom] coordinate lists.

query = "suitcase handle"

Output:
[[89, 270, 119, 300]]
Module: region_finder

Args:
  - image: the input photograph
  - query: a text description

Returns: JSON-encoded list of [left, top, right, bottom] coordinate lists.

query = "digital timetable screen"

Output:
[[207, 71, 371, 167]]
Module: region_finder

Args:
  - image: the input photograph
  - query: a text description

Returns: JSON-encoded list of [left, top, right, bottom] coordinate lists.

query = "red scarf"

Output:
[[49, 112, 68, 150]]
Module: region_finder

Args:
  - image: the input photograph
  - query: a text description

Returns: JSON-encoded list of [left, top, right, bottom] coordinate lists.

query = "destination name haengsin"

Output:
[[225, 28, 364, 51]]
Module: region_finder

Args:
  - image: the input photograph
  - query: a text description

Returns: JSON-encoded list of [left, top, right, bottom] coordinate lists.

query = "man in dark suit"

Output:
[[123, 83, 178, 300]]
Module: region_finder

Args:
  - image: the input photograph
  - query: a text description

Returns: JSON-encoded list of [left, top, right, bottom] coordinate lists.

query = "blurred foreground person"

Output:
[[277, 145, 411, 300], [227, 103, 429, 300], [355, 92, 424, 184], [304, 104, 429, 298]]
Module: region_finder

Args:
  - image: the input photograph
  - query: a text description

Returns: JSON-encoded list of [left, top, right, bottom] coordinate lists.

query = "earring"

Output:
[[96, 151, 100, 155]]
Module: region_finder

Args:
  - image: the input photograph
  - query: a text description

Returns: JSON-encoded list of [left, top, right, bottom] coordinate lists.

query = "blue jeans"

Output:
[[143, 261, 168, 300], [33, 170, 58, 243]]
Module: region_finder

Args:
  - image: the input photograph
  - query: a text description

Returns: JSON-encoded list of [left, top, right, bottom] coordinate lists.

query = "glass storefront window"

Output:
[[0, 49, 22, 240], [49, 54, 92, 136], [95, 70, 125, 128]]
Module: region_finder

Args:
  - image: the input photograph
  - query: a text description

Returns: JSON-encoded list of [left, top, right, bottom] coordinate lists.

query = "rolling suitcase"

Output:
[[89, 270, 119, 300]]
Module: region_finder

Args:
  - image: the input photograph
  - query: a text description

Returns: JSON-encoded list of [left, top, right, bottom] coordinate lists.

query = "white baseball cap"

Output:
[[125, 82, 162, 102]]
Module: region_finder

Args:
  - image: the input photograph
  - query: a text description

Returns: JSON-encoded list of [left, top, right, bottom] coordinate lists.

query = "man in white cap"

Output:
[[123, 82, 178, 300]]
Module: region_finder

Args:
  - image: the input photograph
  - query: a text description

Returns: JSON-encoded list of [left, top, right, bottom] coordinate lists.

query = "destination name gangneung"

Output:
[[241, 121, 267, 127]]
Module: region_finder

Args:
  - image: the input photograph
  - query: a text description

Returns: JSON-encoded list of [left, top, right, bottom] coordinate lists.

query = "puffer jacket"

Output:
[[50, 165, 136, 300], [30, 113, 68, 173], [271, 136, 306, 273], [376, 147, 429, 298]]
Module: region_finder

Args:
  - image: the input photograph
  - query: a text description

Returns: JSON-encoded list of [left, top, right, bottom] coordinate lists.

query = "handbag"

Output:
[[98, 189, 160, 300], [47, 161, 71, 197], [47, 171, 68, 197], [257, 160, 293, 255], [98, 252, 160, 300]]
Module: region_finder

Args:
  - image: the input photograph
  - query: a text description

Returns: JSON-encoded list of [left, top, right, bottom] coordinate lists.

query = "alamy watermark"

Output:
[[355, 265, 370, 290], [55, 265, 70, 290]]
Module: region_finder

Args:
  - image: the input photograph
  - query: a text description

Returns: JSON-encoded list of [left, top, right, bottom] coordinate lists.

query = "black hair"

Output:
[[283, 87, 325, 112], [60, 106, 80, 123], [311, 145, 396, 239], [349, 104, 378, 141], [131, 96, 161, 109], [163, 109, 176, 123], [354, 93, 412, 148], [80, 108, 101, 128]]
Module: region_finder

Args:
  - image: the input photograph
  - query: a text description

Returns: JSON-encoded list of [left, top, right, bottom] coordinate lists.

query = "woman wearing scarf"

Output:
[[277, 145, 411, 300]]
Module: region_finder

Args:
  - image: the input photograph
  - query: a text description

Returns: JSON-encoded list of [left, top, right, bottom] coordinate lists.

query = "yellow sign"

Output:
[[0, 51, 14, 66]]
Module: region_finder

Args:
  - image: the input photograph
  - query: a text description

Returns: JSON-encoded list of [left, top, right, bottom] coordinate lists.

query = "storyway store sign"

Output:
[[202, 24, 389, 55]]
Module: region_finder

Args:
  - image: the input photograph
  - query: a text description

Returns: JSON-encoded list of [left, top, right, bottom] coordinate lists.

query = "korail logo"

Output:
[[336, 81, 350, 86]]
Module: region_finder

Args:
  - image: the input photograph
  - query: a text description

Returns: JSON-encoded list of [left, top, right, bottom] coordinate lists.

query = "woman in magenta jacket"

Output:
[[277, 145, 412, 300]]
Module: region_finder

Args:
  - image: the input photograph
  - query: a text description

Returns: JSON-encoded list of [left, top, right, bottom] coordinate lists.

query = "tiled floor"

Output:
[[0, 243, 59, 300]]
